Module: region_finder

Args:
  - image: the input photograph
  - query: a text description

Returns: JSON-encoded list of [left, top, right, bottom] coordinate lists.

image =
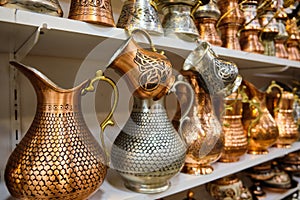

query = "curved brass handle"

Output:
[[266, 80, 283, 114], [240, 86, 262, 137], [82, 70, 119, 161], [129, 29, 164, 55], [191, 0, 207, 19]]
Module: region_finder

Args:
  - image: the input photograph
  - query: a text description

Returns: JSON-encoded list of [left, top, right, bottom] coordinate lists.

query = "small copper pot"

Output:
[[68, 0, 115, 26]]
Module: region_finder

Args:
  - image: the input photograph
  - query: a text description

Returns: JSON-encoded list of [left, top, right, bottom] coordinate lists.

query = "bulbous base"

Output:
[[247, 148, 269, 155], [124, 180, 170, 194], [219, 156, 240, 163], [181, 163, 214, 175]]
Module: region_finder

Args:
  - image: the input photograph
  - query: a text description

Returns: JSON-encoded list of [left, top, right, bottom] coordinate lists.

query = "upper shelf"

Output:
[[0, 6, 299, 71]]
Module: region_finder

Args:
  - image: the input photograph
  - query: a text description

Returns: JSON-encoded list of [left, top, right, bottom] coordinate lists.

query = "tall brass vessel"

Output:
[[193, 0, 222, 46], [286, 18, 300, 61], [219, 91, 248, 162], [5, 61, 118, 199], [266, 81, 299, 148], [241, 80, 279, 155], [68, 0, 115, 26], [217, 0, 245, 50], [275, 0, 289, 59], [239, 0, 264, 54]]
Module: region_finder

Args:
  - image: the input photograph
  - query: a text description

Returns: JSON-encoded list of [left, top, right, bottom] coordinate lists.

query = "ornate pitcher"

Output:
[[68, 0, 115, 26], [239, 0, 264, 54], [217, 0, 245, 50], [0, 0, 63, 16], [266, 81, 299, 148], [173, 41, 242, 175], [5, 61, 118, 199], [241, 80, 279, 154], [193, 0, 223, 46], [156, 0, 209, 41], [106, 30, 192, 193], [219, 91, 248, 163], [117, 0, 164, 35]]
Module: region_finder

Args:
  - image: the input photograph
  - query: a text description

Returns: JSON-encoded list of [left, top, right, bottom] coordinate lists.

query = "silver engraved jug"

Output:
[[117, 0, 164, 35]]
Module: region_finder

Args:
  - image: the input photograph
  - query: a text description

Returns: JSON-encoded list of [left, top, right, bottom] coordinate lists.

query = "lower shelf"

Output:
[[1, 142, 300, 200]]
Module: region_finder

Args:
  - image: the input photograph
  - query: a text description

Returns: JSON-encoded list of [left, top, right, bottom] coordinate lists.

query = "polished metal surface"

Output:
[[219, 92, 248, 163], [111, 96, 187, 193], [117, 0, 163, 35], [286, 18, 300, 61], [5, 61, 117, 199], [217, 0, 245, 50], [108, 30, 174, 100], [68, 0, 115, 26], [241, 80, 279, 155], [240, 2, 264, 54], [161, 4, 199, 41], [0, 0, 63, 16]]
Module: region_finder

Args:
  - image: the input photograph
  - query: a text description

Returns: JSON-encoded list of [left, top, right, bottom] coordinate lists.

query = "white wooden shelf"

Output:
[[0, 6, 299, 70], [2, 142, 300, 200]]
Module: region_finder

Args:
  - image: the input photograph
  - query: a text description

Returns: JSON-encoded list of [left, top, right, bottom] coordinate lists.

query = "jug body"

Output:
[[5, 62, 110, 199], [111, 96, 186, 193]]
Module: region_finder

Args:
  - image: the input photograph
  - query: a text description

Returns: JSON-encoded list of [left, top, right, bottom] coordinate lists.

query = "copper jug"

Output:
[[108, 30, 193, 193], [5, 61, 118, 199], [117, 0, 164, 35], [193, 0, 223, 46], [219, 91, 248, 163], [266, 81, 299, 148], [0, 0, 63, 16], [68, 0, 115, 26], [239, 0, 264, 54], [286, 17, 300, 61], [241, 80, 279, 155], [216, 0, 245, 50], [173, 41, 242, 175]]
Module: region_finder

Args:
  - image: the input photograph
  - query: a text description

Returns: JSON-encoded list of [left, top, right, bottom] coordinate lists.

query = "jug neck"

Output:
[[10, 61, 89, 112], [132, 96, 166, 112]]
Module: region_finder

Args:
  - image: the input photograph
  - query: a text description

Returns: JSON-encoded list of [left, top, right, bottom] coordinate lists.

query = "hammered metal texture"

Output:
[[5, 62, 107, 200], [111, 97, 186, 193]]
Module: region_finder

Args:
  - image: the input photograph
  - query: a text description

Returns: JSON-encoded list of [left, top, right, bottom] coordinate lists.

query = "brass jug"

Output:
[[239, 0, 264, 54], [216, 0, 245, 50], [193, 0, 222, 46], [219, 91, 248, 163], [107, 30, 192, 193], [173, 41, 242, 175], [286, 18, 300, 61], [241, 80, 279, 155], [5, 61, 118, 199], [0, 0, 63, 16], [266, 81, 299, 148], [117, 0, 164, 35], [68, 0, 115, 26]]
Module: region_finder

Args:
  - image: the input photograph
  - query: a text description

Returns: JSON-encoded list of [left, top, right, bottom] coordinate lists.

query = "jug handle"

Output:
[[130, 29, 164, 54], [240, 86, 262, 138], [81, 70, 119, 160], [266, 80, 283, 114], [169, 75, 194, 142]]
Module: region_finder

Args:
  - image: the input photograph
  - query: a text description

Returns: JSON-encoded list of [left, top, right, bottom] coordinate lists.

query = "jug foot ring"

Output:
[[273, 143, 292, 148], [181, 163, 214, 175], [124, 180, 170, 193], [247, 149, 269, 155]]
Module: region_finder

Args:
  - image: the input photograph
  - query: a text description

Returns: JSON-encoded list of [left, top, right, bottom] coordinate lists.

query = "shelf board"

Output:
[[0, 7, 299, 70]]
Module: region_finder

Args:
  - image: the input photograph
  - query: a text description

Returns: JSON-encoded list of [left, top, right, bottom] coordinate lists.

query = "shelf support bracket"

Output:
[[14, 23, 49, 61]]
